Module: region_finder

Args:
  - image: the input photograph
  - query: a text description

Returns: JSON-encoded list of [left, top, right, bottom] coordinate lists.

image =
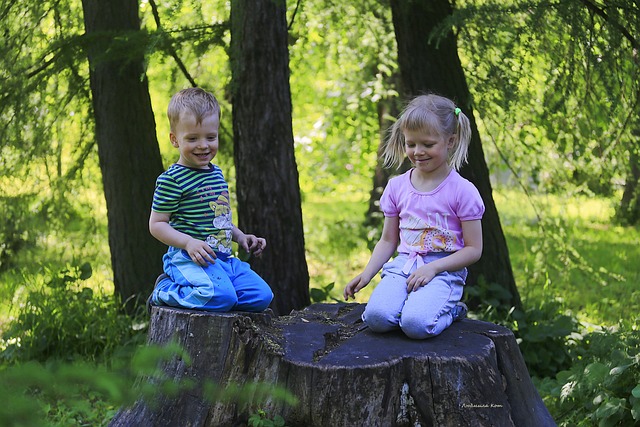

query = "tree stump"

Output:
[[109, 303, 555, 427]]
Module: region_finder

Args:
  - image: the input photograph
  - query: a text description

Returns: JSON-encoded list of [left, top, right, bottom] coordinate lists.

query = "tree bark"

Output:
[[109, 303, 555, 426], [229, 0, 310, 315], [81, 0, 166, 311], [389, 0, 521, 310], [617, 125, 640, 225]]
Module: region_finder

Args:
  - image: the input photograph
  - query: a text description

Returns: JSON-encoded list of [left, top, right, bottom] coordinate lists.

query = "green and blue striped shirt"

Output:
[[152, 163, 233, 255]]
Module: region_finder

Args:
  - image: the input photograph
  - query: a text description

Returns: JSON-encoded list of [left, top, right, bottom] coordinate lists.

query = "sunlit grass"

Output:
[[493, 188, 639, 327], [303, 192, 375, 302]]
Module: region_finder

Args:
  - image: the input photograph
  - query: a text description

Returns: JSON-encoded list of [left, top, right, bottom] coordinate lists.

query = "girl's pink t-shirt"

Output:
[[380, 169, 485, 256]]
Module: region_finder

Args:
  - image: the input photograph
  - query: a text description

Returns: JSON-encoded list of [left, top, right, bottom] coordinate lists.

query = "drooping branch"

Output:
[[148, 0, 198, 88], [288, 0, 302, 31], [578, 0, 639, 50]]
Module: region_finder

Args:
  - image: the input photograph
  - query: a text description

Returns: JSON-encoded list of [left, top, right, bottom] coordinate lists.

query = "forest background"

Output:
[[0, 0, 639, 426]]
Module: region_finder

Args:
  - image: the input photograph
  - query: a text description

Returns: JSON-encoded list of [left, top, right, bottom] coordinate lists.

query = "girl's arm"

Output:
[[149, 210, 217, 266], [406, 219, 483, 292], [343, 216, 400, 300]]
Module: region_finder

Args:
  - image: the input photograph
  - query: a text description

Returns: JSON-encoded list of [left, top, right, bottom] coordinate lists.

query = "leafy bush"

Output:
[[0, 195, 37, 273], [510, 300, 580, 379], [0, 342, 297, 427], [535, 322, 640, 426], [248, 409, 286, 427], [1, 263, 146, 363], [467, 282, 580, 379]]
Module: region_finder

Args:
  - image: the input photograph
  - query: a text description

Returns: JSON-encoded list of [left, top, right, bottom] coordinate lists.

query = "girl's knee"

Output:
[[400, 315, 447, 340], [363, 306, 399, 333]]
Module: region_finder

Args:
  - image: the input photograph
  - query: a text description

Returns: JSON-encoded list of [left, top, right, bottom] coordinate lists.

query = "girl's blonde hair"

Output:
[[382, 94, 472, 171], [167, 87, 221, 132]]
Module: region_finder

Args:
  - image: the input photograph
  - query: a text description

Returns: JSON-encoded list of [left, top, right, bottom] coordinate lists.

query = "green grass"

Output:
[[303, 195, 375, 301], [494, 189, 639, 327]]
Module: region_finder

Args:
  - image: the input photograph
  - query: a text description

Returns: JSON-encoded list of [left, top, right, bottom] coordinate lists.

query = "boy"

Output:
[[148, 87, 273, 312]]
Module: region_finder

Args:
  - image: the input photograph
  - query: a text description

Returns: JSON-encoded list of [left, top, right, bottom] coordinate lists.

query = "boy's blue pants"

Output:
[[152, 248, 273, 312]]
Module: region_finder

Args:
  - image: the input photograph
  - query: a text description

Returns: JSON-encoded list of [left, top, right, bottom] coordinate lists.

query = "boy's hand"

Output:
[[239, 234, 267, 257], [185, 238, 217, 266]]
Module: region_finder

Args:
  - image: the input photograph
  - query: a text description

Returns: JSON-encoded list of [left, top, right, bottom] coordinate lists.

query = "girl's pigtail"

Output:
[[382, 119, 405, 169], [450, 109, 472, 171]]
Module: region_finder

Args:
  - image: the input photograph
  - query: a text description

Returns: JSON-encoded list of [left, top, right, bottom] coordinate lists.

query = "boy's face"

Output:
[[170, 111, 220, 169]]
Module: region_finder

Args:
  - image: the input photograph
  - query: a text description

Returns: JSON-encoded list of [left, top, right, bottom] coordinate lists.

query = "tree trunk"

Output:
[[229, 0, 310, 315], [109, 303, 555, 426], [617, 125, 640, 225], [389, 0, 521, 310], [81, 0, 166, 311]]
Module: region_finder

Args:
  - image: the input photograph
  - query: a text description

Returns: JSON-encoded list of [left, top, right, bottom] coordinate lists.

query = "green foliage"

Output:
[[468, 281, 580, 378], [510, 301, 579, 379], [0, 343, 185, 426], [309, 282, 342, 304], [454, 0, 640, 225], [248, 409, 286, 427], [468, 189, 638, 379], [289, 1, 396, 197], [0, 195, 37, 273], [1, 263, 146, 363], [535, 322, 640, 426], [0, 342, 296, 427]]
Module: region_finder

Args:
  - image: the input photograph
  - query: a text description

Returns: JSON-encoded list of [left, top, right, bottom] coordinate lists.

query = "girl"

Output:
[[343, 94, 485, 339]]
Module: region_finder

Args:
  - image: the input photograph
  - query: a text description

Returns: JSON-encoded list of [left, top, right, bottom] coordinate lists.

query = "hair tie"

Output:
[[454, 107, 461, 117]]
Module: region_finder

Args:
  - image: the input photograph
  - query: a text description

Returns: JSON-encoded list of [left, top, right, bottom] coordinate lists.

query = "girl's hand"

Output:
[[406, 264, 437, 292], [344, 274, 370, 300], [185, 238, 217, 266], [239, 233, 267, 257]]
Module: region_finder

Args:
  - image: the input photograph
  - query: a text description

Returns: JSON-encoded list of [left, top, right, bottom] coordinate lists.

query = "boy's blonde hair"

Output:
[[382, 94, 472, 171], [167, 87, 221, 132]]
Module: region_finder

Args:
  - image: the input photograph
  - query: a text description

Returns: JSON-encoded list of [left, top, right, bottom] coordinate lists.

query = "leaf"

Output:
[[632, 384, 640, 398], [631, 396, 640, 421], [594, 398, 625, 425], [309, 288, 327, 303], [584, 362, 608, 386], [79, 262, 93, 280], [608, 365, 626, 376]]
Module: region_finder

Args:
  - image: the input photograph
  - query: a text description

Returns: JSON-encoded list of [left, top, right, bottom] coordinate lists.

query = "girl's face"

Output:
[[170, 112, 220, 169], [403, 129, 453, 175]]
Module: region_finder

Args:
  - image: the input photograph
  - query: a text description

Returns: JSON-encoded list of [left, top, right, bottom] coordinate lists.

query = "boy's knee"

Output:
[[251, 289, 274, 312], [235, 287, 273, 312], [203, 291, 238, 312]]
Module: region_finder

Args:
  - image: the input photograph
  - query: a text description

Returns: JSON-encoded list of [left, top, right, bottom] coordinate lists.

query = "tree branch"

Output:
[[288, 0, 302, 31], [578, 0, 639, 50], [148, 0, 198, 88]]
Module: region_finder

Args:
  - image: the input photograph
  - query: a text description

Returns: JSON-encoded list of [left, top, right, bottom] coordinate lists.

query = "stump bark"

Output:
[[110, 303, 555, 427]]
